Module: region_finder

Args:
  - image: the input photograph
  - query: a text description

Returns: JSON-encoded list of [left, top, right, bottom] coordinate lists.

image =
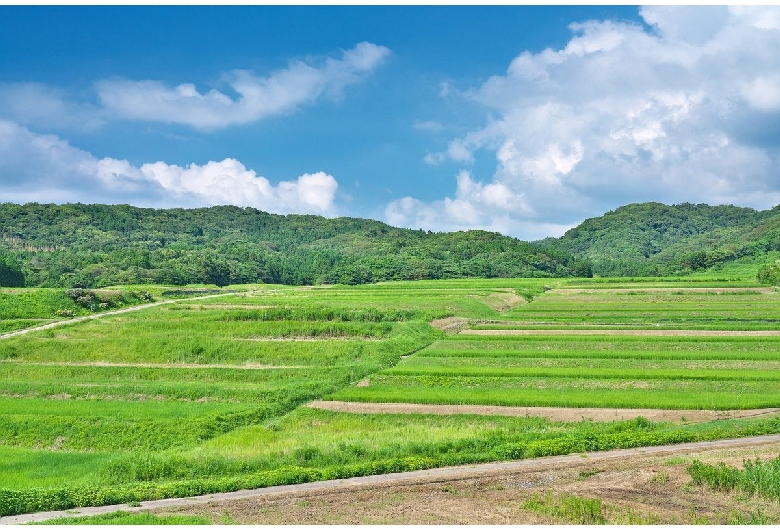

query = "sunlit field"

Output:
[[2, 278, 780, 516]]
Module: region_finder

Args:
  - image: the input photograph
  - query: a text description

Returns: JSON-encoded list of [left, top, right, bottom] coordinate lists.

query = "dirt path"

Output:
[[307, 400, 780, 423], [5, 433, 780, 525], [0, 292, 242, 340], [461, 329, 780, 336]]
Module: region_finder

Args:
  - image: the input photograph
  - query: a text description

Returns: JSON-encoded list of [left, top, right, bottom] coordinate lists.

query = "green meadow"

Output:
[[2, 279, 780, 516]]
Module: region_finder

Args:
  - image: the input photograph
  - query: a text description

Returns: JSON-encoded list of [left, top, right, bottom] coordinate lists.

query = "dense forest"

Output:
[[538, 202, 780, 277], [1, 201, 779, 288], [0, 203, 586, 288]]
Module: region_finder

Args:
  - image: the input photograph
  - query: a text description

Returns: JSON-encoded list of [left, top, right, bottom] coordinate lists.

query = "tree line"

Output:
[[0, 203, 589, 288]]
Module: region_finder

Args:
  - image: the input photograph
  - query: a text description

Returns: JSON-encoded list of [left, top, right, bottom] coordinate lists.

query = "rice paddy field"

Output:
[[2, 277, 780, 517]]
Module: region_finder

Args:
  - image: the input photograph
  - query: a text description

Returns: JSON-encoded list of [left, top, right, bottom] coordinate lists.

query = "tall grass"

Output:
[[689, 456, 780, 500]]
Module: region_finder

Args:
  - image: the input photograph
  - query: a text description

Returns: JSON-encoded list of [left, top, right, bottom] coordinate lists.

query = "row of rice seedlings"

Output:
[[561, 279, 762, 288], [7, 407, 780, 512], [419, 348, 780, 362], [0, 328, 391, 365], [0, 446, 115, 489], [329, 374, 780, 410], [384, 363, 780, 382], [396, 354, 780, 372], [1, 396, 243, 420], [433, 335, 780, 352]]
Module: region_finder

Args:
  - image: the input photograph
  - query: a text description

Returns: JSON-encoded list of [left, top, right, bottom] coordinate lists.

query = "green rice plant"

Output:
[[6, 278, 780, 517], [522, 491, 606, 524], [0, 447, 113, 489], [4, 410, 780, 517], [398, 353, 780, 372], [330, 374, 780, 410], [384, 363, 780, 382]]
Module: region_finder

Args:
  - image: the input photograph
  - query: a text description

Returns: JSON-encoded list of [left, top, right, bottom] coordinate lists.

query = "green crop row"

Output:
[[384, 364, 780, 382], [418, 347, 780, 361], [6, 411, 780, 517], [222, 306, 425, 323], [432, 334, 780, 351], [400, 354, 780, 371], [0, 405, 287, 452], [330, 374, 780, 410]]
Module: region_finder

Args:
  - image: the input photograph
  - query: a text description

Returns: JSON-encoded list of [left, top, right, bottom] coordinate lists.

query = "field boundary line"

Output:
[[460, 329, 780, 336], [4, 433, 780, 525], [307, 401, 780, 423], [0, 360, 306, 370], [0, 292, 244, 340]]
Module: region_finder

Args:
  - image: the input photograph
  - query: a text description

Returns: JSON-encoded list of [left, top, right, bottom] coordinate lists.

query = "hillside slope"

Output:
[[538, 202, 780, 277], [0, 203, 582, 287]]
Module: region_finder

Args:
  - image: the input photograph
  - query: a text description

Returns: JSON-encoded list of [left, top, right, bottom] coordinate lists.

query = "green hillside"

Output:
[[3, 201, 780, 288], [0, 203, 582, 288], [538, 202, 780, 277]]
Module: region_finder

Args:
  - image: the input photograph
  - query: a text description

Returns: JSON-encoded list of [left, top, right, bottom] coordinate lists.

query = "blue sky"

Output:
[[1, 6, 780, 240]]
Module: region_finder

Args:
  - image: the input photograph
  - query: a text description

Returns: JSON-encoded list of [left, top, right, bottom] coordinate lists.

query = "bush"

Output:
[[757, 263, 780, 285]]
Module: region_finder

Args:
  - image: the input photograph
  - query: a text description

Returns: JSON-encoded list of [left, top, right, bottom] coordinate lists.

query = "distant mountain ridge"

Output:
[[1, 201, 778, 287]]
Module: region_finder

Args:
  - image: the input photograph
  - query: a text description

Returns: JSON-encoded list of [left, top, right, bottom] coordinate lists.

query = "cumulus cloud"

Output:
[[0, 119, 338, 214], [95, 42, 390, 130], [384, 170, 557, 238], [396, 6, 780, 239]]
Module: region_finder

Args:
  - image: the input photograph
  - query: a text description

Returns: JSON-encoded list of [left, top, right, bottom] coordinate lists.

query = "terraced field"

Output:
[[2, 278, 780, 520]]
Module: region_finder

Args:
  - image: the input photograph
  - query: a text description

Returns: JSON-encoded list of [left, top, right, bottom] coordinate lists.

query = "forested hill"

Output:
[[538, 202, 780, 277], [0, 203, 584, 288]]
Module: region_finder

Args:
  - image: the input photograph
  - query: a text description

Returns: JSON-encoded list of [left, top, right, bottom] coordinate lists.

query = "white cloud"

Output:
[[397, 6, 780, 239], [385, 170, 538, 236], [0, 83, 104, 131], [740, 75, 780, 111], [95, 42, 390, 130], [0, 119, 339, 215], [414, 120, 444, 133]]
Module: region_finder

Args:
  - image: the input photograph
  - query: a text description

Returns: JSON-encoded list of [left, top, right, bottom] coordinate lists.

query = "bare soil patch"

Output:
[[307, 400, 780, 423], [473, 289, 528, 312], [429, 316, 470, 334]]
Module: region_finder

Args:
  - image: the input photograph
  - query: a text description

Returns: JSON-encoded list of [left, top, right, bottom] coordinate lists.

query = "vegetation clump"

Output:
[[689, 455, 780, 500]]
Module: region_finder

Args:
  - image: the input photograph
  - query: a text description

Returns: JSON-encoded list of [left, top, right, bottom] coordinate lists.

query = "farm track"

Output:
[[307, 400, 780, 423], [461, 329, 780, 336], [5, 433, 780, 525], [0, 292, 244, 340]]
